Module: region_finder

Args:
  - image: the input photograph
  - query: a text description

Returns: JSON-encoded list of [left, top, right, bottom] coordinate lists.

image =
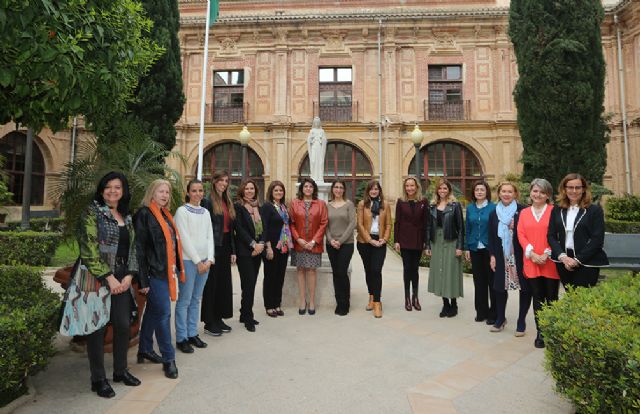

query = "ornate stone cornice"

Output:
[[180, 7, 510, 27]]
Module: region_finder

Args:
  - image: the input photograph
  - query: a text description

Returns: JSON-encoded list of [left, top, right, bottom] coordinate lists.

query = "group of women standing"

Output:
[[78, 170, 607, 398]]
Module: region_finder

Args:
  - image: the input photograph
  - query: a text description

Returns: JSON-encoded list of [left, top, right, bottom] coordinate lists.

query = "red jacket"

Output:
[[394, 198, 429, 250], [289, 199, 328, 253]]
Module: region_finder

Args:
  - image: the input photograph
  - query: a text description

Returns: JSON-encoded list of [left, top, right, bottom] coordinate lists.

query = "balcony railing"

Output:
[[424, 100, 470, 121], [313, 101, 358, 122], [212, 102, 249, 123]]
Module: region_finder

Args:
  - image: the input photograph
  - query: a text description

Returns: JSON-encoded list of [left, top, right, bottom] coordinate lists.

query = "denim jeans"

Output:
[[175, 260, 208, 342], [139, 277, 175, 362]]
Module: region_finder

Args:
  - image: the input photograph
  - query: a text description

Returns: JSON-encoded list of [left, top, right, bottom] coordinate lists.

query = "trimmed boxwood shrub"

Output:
[[0, 265, 59, 406], [538, 273, 640, 413], [1, 217, 65, 233], [606, 218, 640, 234], [0, 231, 61, 266], [606, 194, 640, 222]]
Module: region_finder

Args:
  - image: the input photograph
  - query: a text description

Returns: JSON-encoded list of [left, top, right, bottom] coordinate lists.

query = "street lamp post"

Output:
[[238, 125, 251, 180], [410, 124, 424, 180]]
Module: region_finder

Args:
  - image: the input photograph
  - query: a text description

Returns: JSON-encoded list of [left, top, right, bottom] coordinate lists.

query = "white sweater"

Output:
[[175, 203, 215, 263]]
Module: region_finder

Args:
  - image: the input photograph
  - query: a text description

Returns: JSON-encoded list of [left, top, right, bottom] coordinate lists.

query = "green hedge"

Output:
[[605, 219, 640, 234], [606, 194, 640, 222], [0, 231, 61, 266], [0, 266, 59, 406], [539, 273, 640, 413], [1, 217, 65, 233]]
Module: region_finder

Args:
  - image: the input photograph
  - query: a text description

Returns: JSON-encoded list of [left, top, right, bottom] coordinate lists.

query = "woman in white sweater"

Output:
[[174, 179, 215, 353]]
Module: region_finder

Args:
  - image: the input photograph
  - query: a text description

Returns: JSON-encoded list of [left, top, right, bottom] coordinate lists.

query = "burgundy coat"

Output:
[[394, 198, 429, 250]]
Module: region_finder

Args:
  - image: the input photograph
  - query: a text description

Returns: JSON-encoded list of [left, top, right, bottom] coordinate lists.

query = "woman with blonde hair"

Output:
[[394, 176, 429, 311], [201, 170, 237, 336], [426, 178, 464, 318], [135, 178, 184, 379], [488, 181, 531, 336], [547, 173, 608, 288], [356, 179, 391, 318]]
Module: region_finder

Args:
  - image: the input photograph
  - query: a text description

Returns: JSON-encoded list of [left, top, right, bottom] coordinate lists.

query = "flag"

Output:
[[209, 0, 219, 26]]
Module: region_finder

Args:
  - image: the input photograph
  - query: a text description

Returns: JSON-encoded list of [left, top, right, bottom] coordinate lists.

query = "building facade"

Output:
[[1, 0, 639, 218]]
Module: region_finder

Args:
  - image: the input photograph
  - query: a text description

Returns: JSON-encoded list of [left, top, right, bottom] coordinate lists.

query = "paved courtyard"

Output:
[[16, 249, 573, 414]]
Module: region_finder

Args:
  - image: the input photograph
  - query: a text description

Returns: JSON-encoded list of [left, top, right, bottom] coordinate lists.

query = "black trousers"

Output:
[[494, 286, 532, 332], [357, 236, 386, 301], [529, 276, 559, 331], [470, 249, 496, 320], [237, 254, 262, 321], [327, 243, 354, 310], [263, 249, 288, 309], [400, 248, 421, 297], [87, 264, 131, 382], [201, 233, 233, 324]]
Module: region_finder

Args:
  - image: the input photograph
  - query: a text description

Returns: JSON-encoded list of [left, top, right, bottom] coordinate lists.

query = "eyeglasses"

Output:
[[565, 186, 583, 191]]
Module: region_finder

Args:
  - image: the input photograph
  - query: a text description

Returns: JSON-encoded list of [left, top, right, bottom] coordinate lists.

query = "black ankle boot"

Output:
[[534, 331, 545, 348], [163, 360, 178, 379], [447, 299, 458, 317], [439, 303, 450, 318]]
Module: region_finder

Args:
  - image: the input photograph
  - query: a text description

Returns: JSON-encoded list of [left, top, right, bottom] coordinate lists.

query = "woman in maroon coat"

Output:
[[394, 177, 430, 311]]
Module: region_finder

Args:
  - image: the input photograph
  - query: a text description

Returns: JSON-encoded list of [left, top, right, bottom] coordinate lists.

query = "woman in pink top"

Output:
[[517, 178, 559, 349]]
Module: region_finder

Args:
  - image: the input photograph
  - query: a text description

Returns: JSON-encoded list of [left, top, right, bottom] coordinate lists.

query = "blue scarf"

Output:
[[496, 201, 517, 257]]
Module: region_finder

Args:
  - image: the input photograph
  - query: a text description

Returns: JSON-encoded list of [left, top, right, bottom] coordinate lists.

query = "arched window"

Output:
[[299, 141, 373, 201], [0, 132, 46, 205], [201, 142, 265, 198], [409, 140, 483, 201]]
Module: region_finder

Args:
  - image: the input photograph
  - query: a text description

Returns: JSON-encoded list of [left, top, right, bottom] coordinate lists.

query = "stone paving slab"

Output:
[[16, 249, 574, 414]]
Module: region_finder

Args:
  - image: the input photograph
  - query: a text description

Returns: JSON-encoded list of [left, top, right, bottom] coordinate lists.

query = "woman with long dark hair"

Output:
[[135, 179, 184, 379], [289, 177, 328, 315], [78, 171, 140, 398], [326, 180, 356, 316], [394, 176, 429, 311], [261, 180, 293, 318], [234, 179, 265, 332], [356, 180, 391, 318], [201, 170, 236, 336], [174, 179, 213, 353]]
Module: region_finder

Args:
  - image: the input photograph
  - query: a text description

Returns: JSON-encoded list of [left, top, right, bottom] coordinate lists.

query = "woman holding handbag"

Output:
[[135, 179, 185, 379], [77, 171, 141, 398]]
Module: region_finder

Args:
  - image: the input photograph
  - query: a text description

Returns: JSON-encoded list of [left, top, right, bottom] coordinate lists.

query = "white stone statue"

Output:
[[307, 117, 327, 184]]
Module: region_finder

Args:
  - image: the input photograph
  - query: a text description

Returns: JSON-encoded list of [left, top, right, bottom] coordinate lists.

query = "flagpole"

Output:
[[197, 0, 212, 180]]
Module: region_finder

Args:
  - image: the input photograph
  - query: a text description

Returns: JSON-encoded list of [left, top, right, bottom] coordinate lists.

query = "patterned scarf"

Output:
[[496, 200, 517, 258], [275, 203, 293, 253], [148, 200, 186, 301], [370, 197, 381, 217], [244, 197, 263, 237]]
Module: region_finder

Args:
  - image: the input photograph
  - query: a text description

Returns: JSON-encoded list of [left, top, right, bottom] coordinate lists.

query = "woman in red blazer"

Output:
[[394, 177, 429, 311], [289, 178, 328, 315]]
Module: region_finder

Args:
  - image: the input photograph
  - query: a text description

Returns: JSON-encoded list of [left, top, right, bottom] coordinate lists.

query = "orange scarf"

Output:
[[149, 200, 186, 301]]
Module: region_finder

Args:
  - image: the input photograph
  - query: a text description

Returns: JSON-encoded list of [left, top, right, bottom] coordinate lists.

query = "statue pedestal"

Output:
[[282, 258, 351, 310], [316, 181, 331, 202]]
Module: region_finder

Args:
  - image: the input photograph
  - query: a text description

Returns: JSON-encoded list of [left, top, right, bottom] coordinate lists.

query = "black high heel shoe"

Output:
[[137, 350, 162, 364], [298, 302, 307, 315]]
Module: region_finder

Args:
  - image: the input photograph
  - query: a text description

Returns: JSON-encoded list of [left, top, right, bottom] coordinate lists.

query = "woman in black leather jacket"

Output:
[[234, 179, 265, 332], [426, 178, 465, 318], [201, 170, 236, 336], [135, 179, 184, 379]]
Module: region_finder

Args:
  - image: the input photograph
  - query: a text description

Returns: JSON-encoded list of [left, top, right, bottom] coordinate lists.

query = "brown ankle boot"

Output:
[[412, 295, 422, 311], [405, 297, 412, 311], [366, 295, 374, 311], [373, 302, 382, 318]]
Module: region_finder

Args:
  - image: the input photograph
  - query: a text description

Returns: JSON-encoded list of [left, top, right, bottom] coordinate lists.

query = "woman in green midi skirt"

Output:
[[426, 178, 465, 317]]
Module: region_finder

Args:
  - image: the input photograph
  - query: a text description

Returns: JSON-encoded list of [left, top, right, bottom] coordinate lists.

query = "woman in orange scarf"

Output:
[[135, 179, 185, 379]]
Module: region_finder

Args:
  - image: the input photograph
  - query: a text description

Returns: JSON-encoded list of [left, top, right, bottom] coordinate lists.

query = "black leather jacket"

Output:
[[426, 202, 465, 250], [134, 206, 181, 289], [202, 198, 236, 253]]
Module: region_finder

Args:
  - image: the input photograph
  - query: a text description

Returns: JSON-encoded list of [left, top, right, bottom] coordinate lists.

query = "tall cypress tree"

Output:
[[99, 0, 185, 150], [509, 0, 608, 187]]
